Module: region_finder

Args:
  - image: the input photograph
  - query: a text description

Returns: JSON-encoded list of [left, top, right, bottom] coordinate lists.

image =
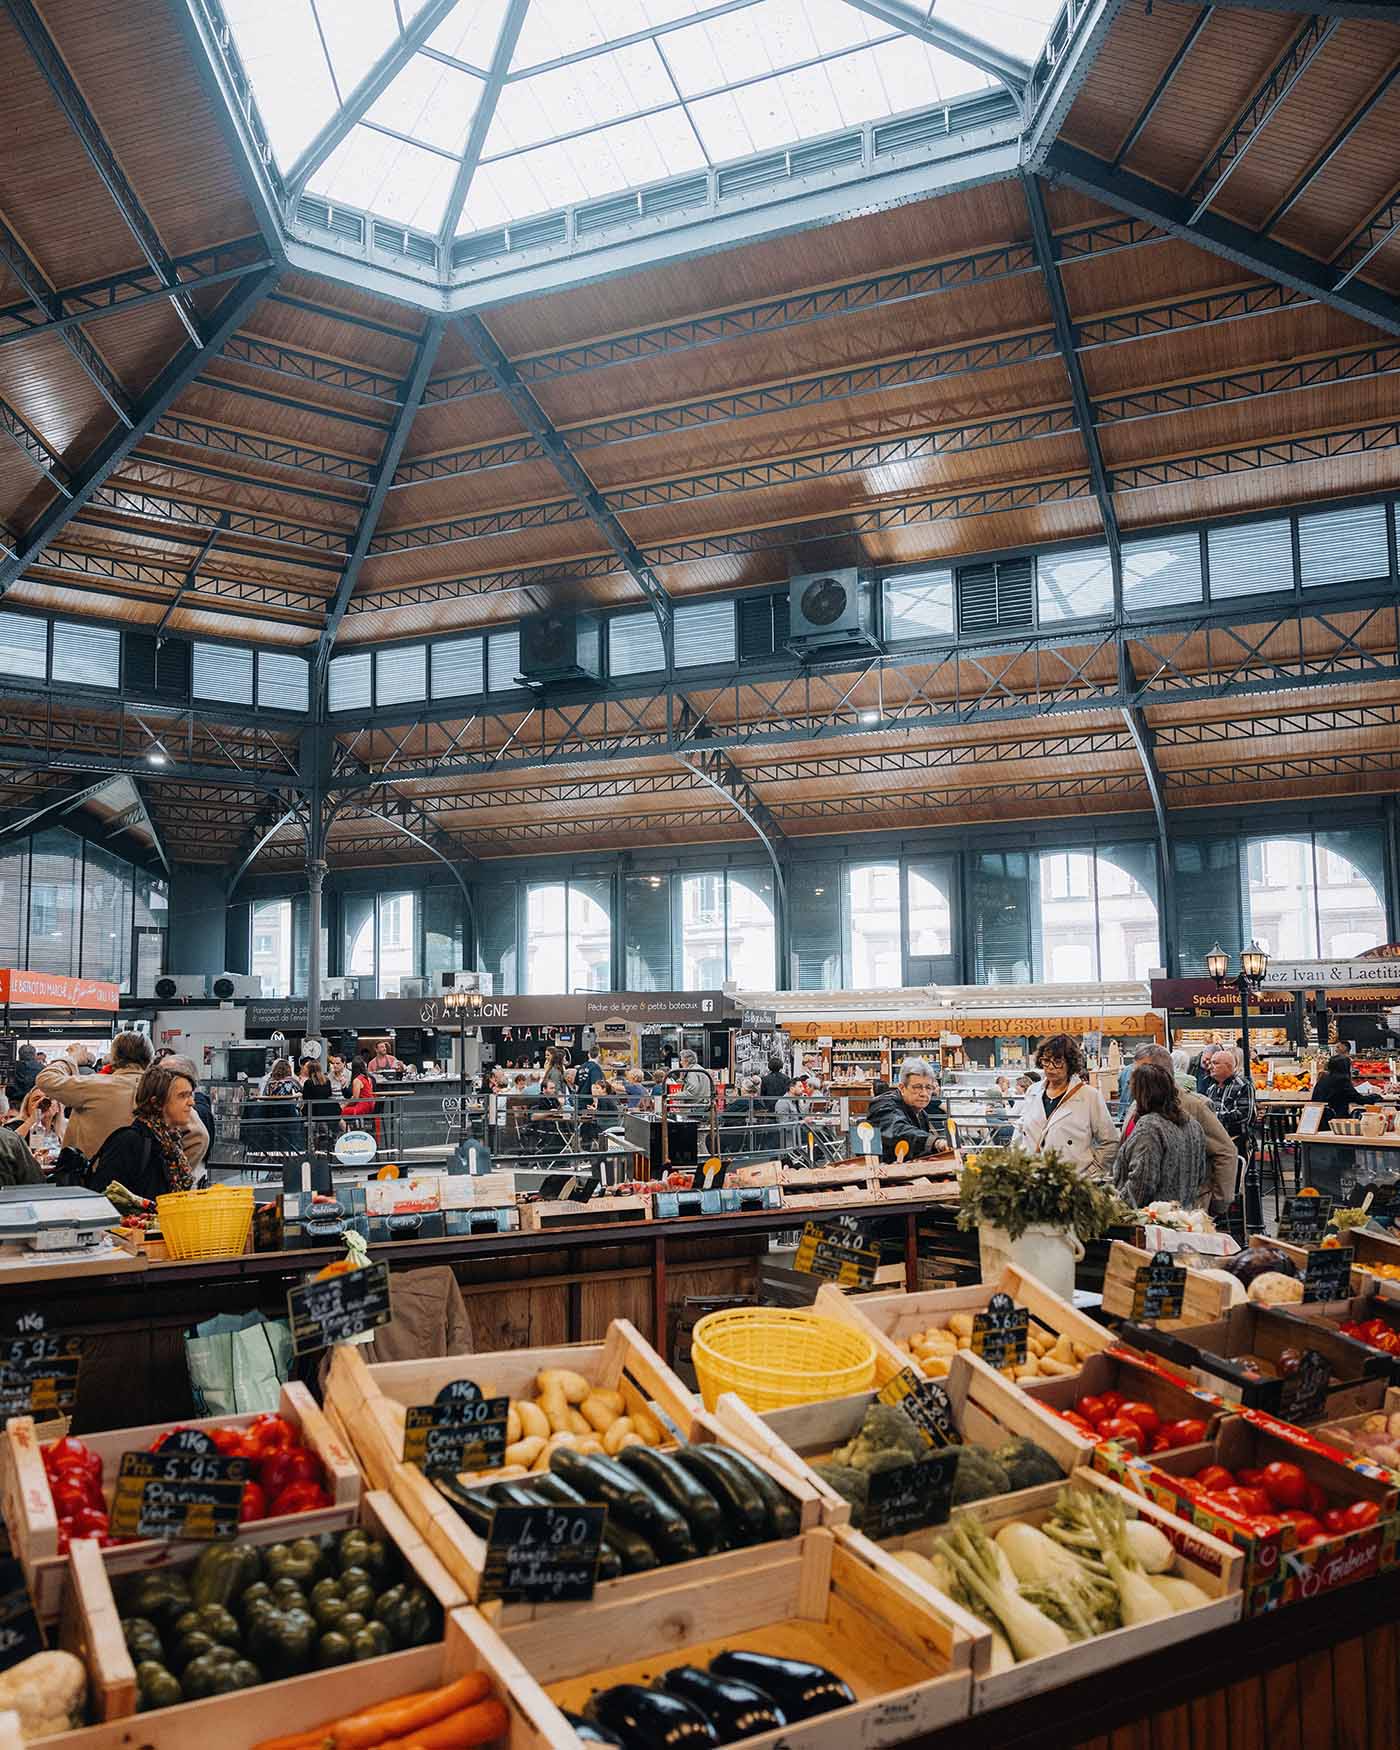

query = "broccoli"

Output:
[[950, 1446, 1010, 1505], [992, 1437, 1062, 1491], [811, 1462, 869, 1528], [844, 1403, 928, 1470]]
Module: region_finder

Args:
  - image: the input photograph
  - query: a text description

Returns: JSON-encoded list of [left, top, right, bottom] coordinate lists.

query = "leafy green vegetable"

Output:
[[957, 1146, 1132, 1243]]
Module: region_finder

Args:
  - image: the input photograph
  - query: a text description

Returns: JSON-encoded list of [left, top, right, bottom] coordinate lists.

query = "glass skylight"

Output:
[[220, 0, 1060, 249]]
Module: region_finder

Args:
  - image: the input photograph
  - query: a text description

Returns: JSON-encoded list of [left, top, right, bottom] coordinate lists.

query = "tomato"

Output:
[[1321, 1508, 1351, 1534], [1117, 1401, 1161, 1437], [244, 1413, 297, 1456], [1342, 1500, 1381, 1531], [148, 1425, 191, 1453], [1280, 1509, 1322, 1542], [1149, 1435, 1171, 1453], [1077, 1395, 1108, 1426], [1304, 1482, 1329, 1516], [1098, 1392, 1125, 1414], [1236, 1467, 1268, 1488], [1194, 1464, 1236, 1491], [1096, 1418, 1144, 1452], [1159, 1419, 1208, 1449], [207, 1426, 252, 1459], [1305, 1530, 1332, 1546], [1196, 1491, 1247, 1520], [258, 1446, 323, 1497], [239, 1480, 267, 1523], [1227, 1487, 1274, 1517], [1260, 1461, 1308, 1511]]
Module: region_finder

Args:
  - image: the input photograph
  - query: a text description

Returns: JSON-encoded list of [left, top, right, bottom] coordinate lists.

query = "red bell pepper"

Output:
[[239, 1480, 268, 1523], [243, 1413, 298, 1456], [267, 1480, 331, 1517], [258, 1445, 323, 1497], [44, 1436, 100, 1482]]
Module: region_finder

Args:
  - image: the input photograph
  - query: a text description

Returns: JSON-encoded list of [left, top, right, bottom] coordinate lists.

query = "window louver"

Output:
[[453, 229, 508, 266], [0, 613, 46, 680], [1298, 502, 1389, 588], [193, 642, 253, 705], [1208, 519, 1293, 598], [674, 599, 736, 668], [1037, 546, 1112, 623], [374, 643, 426, 706], [328, 651, 371, 713], [509, 214, 567, 251], [718, 154, 788, 198], [641, 175, 709, 217], [431, 637, 484, 699], [1121, 535, 1203, 612], [576, 194, 639, 236], [257, 652, 308, 712], [957, 558, 1033, 632], [790, 133, 863, 174], [487, 629, 521, 692], [738, 595, 776, 661], [609, 612, 665, 677]]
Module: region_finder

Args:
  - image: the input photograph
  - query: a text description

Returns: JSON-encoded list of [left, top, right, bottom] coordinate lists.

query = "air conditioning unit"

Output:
[[153, 975, 209, 1001], [320, 977, 351, 1000], [211, 973, 259, 1001], [518, 610, 603, 686], [439, 970, 493, 994], [786, 568, 877, 655], [398, 977, 429, 998]]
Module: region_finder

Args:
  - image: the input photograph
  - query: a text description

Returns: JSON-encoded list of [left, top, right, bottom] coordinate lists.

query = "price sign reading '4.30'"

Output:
[[878, 1366, 961, 1449], [971, 1293, 1029, 1370], [110, 1428, 250, 1542], [480, 1503, 606, 1604], [404, 1378, 510, 1476], [0, 1311, 81, 1419], [288, 1261, 393, 1356]]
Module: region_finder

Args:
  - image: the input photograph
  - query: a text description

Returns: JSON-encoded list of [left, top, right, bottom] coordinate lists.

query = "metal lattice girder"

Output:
[[0, 398, 70, 494], [121, 447, 363, 511], [1158, 702, 1400, 743], [1127, 601, 1400, 703], [437, 0, 531, 247], [3, 0, 203, 345], [1074, 278, 1310, 348], [0, 239, 272, 347], [315, 316, 449, 672], [457, 312, 673, 634], [1260, 61, 1400, 235], [23, 544, 325, 621], [0, 214, 133, 422], [0, 708, 299, 787], [0, 268, 277, 593], [839, 0, 1031, 94], [391, 434, 546, 487], [0, 774, 128, 844], [284, 0, 461, 195], [1111, 419, 1400, 492], [1043, 143, 1400, 340], [1168, 750, 1400, 787], [149, 414, 376, 486], [1186, 16, 1336, 223], [200, 372, 394, 434], [155, 512, 227, 642], [219, 334, 408, 403], [1095, 343, 1400, 422], [85, 478, 348, 555], [1333, 187, 1400, 292]]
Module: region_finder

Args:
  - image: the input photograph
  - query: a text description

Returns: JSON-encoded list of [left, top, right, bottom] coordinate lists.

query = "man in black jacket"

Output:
[[759, 1054, 790, 1101], [866, 1058, 945, 1162]]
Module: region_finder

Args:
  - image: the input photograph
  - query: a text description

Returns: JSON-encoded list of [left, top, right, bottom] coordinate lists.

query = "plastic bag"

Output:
[[186, 1312, 292, 1416]]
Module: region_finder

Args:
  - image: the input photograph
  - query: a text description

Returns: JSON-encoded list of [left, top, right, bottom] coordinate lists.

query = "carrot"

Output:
[[377, 1698, 509, 1749], [250, 1734, 325, 1750], [251, 1689, 442, 1750], [330, 1675, 492, 1750]]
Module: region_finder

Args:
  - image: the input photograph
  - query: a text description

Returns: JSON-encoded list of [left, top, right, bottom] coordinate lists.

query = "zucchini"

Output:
[[551, 1449, 696, 1562], [587, 1684, 718, 1746], [429, 1475, 493, 1537], [707, 1653, 855, 1720], [601, 1518, 660, 1574], [658, 1666, 787, 1738], [617, 1448, 723, 1555], [673, 1447, 767, 1544], [523, 1472, 590, 1509], [488, 1481, 550, 1510], [694, 1444, 800, 1539], [562, 1715, 624, 1747]]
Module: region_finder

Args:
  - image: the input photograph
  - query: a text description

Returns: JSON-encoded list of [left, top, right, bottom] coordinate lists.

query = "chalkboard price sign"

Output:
[[0, 1312, 81, 1419], [1278, 1195, 1333, 1243], [404, 1378, 510, 1475], [1302, 1244, 1354, 1304], [1131, 1252, 1187, 1322], [863, 1450, 959, 1541], [793, 1220, 879, 1287], [1278, 1347, 1333, 1424], [878, 1366, 960, 1448], [0, 1556, 42, 1674], [110, 1428, 249, 1541], [479, 1503, 606, 1604], [971, 1293, 1029, 1369], [288, 1260, 392, 1356]]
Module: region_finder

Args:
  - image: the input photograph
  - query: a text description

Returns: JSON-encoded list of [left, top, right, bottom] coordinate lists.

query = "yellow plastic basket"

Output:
[[156, 1186, 255, 1261], [690, 1307, 876, 1412]]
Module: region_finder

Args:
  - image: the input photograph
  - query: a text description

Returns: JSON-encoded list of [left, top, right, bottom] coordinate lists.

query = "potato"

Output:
[[616, 1432, 643, 1452], [580, 1394, 618, 1433], [1050, 1334, 1077, 1365], [538, 1382, 571, 1433], [1038, 1355, 1077, 1376], [920, 1355, 950, 1379], [602, 1416, 635, 1455], [505, 1435, 546, 1468], [1071, 1341, 1097, 1363], [567, 1408, 591, 1437], [592, 1388, 626, 1415], [506, 1404, 522, 1446], [575, 1436, 604, 1455], [956, 1335, 971, 1350], [948, 1312, 976, 1339], [486, 1463, 527, 1480], [538, 1368, 591, 1405], [516, 1400, 549, 1441], [631, 1410, 663, 1446]]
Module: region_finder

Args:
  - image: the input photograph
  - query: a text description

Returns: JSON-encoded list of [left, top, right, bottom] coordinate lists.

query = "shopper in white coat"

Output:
[[1011, 1032, 1118, 1178]]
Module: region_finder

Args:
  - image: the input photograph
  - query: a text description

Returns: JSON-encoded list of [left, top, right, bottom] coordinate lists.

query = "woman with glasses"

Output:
[[1012, 1032, 1118, 1177]]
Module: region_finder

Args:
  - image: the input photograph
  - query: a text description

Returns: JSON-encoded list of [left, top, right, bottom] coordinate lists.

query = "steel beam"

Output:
[[314, 316, 448, 673], [27, 544, 326, 618], [285, 0, 461, 196], [840, 0, 1030, 94], [1095, 343, 1400, 422], [1043, 142, 1400, 339], [149, 414, 376, 486], [0, 775, 124, 845], [0, 398, 70, 494], [1334, 188, 1400, 292], [1111, 419, 1400, 491], [155, 512, 227, 643], [1113, 6, 1212, 167], [437, 0, 530, 248], [457, 313, 672, 636], [85, 479, 347, 556], [1119, 646, 1176, 970], [219, 334, 406, 403], [3, 0, 202, 344], [0, 268, 278, 593], [0, 215, 133, 422], [1259, 60, 1400, 235]]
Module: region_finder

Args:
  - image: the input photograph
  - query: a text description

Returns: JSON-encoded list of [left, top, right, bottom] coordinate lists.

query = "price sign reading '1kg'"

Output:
[[1302, 1244, 1354, 1304], [1131, 1252, 1187, 1322], [110, 1428, 249, 1542], [971, 1293, 1029, 1370], [288, 1260, 392, 1356], [404, 1378, 510, 1476], [793, 1219, 878, 1287], [1278, 1194, 1333, 1243], [878, 1366, 961, 1448], [480, 1503, 606, 1604], [0, 1312, 81, 1419]]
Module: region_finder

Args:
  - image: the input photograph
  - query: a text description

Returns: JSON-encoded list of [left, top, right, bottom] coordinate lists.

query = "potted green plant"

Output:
[[956, 1146, 1132, 1301]]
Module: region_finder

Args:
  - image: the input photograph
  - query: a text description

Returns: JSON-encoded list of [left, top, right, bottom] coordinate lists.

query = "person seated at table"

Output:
[[722, 1076, 775, 1153], [341, 1058, 376, 1121], [263, 1057, 300, 1098], [1311, 1053, 1385, 1128], [581, 1082, 620, 1149]]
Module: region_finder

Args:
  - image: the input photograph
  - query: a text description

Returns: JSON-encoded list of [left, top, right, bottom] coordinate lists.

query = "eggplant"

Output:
[[657, 1666, 786, 1740], [586, 1684, 718, 1747], [489, 1480, 551, 1510], [707, 1653, 854, 1721], [551, 1449, 696, 1561], [429, 1475, 493, 1536], [618, 1448, 724, 1554], [601, 1517, 660, 1575], [688, 1445, 799, 1540], [673, 1448, 767, 1544], [563, 1714, 625, 1746]]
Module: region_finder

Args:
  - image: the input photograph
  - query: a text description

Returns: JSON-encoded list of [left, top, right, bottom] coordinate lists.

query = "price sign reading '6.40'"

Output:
[[110, 1428, 249, 1541], [480, 1503, 606, 1604], [404, 1378, 510, 1476]]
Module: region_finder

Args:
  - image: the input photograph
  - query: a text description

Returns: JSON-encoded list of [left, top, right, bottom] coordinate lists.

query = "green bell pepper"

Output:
[[181, 1646, 261, 1699], [122, 1572, 192, 1633], [172, 1604, 241, 1651], [171, 1632, 219, 1674], [374, 1583, 437, 1650], [263, 1538, 325, 1587], [189, 1541, 260, 1610], [350, 1620, 393, 1662], [337, 1531, 390, 1588], [246, 1604, 317, 1680], [121, 1617, 165, 1667], [316, 1629, 354, 1668], [135, 1660, 183, 1712]]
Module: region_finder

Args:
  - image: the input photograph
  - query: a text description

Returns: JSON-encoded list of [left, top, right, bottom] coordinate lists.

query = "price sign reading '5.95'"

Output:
[[110, 1428, 250, 1541], [0, 1312, 81, 1419], [480, 1503, 606, 1604]]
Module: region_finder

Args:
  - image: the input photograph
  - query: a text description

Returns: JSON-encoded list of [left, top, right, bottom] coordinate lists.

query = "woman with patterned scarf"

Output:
[[90, 1064, 196, 1201]]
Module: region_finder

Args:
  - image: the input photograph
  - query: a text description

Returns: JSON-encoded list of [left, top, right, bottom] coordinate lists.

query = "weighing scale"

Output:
[[0, 1185, 121, 1252]]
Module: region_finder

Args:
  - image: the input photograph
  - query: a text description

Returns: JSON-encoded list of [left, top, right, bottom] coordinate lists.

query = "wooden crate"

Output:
[[1021, 1344, 1230, 1433], [880, 1466, 1243, 1710], [1316, 1382, 1400, 1469], [1, 1381, 361, 1621], [712, 1350, 1095, 1531], [813, 1262, 1111, 1389], [456, 1525, 977, 1747], [1101, 1240, 1237, 1329], [56, 1487, 465, 1734], [1259, 1228, 1400, 1298], [519, 1197, 650, 1230]]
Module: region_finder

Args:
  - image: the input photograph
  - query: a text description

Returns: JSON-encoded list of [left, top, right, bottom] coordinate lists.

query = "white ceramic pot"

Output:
[[978, 1221, 1085, 1303]]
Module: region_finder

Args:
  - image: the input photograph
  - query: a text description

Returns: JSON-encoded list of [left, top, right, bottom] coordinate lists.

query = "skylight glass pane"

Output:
[[316, 0, 398, 97], [511, 0, 718, 70], [429, 0, 509, 63], [666, 0, 879, 94], [312, 125, 458, 230], [933, 0, 1062, 64], [368, 55, 483, 154], [221, 0, 339, 166], [487, 42, 672, 155]]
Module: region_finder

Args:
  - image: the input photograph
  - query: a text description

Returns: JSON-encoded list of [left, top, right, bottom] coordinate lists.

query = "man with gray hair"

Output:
[[677, 1049, 713, 1113], [866, 1057, 944, 1163], [1207, 1048, 1255, 1180], [1130, 1045, 1238, 1214], [1117, 1041, 1155, 1112]]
